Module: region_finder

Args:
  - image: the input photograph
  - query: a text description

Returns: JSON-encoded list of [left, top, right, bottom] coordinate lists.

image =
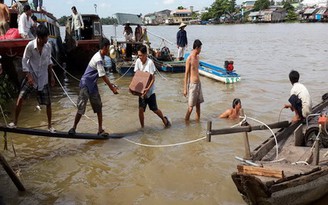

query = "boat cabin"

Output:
[[64, 14, 103, 70]]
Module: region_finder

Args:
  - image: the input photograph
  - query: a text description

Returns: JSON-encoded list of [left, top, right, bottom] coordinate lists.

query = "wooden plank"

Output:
[[211, 121, 289, 135], [0, 153, 25, 191], [0, 126, 125, 140], [237, 165, 284, 178]]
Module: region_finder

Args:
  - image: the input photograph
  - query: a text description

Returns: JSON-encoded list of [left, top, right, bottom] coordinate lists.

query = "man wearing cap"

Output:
[[177, 22, 187, 61]]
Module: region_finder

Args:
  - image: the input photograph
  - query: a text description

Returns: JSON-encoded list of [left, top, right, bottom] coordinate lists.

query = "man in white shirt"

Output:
[[8, 25, 56, 132], [18, 4, 34, 38], [134, 45, 171, 128], [284, 70, 312, 122], [71, 6, 84, 40]]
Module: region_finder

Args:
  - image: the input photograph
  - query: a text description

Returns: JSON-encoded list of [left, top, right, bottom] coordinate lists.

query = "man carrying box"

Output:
[[133, 45, 171, 128]]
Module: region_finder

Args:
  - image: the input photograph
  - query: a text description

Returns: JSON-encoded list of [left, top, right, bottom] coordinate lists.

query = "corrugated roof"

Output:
[[303, 8, 317, 14], [113, 13, 143, 25]]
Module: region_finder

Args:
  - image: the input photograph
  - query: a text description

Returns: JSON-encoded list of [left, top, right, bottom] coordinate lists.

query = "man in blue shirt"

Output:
[[68, 38, 118, 136]]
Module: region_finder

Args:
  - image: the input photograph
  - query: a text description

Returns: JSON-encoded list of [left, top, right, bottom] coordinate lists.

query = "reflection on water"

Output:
[[1, 24, 328, 204]]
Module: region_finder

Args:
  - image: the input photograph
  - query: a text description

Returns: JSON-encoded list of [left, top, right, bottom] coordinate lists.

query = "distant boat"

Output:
[[64, 14, 103, 71], [198, 61, 241, 84], [151, 48, 186, 73], [111, 13, 144, 76]]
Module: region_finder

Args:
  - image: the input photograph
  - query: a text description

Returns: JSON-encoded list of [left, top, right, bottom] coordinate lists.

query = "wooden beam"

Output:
[[0, 126, 125, 140], [211, 121, 290, 135], [237, 165, 284, 179], [0, 153, 25, 191]]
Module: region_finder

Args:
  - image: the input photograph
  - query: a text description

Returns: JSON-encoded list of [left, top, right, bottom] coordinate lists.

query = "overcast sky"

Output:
[[5, 0, 243, 18]]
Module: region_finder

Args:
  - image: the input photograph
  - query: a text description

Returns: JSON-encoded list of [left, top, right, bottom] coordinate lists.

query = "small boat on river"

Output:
[[64, 14, 103, 71], [198, 61, 241, 84], [207, 93, 328, 204], [151, 47, 186, 73]]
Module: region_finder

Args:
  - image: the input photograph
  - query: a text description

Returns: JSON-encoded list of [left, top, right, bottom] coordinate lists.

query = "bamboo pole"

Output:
[[240, 109, 251, 159], [207, 121, 212, 142], [0, 153, 25, 191]]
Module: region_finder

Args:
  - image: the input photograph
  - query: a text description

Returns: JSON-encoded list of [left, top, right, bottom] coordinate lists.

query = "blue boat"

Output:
[[198, 61, 241, 84]]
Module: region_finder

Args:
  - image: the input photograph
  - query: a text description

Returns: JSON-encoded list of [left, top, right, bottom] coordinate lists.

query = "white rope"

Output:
[[51, 57, 80, 82], [51, 69, 99, 126], [278, 107, 285, 122], [123, 136, 206, 148], [112, 58, 137, 83], [240, 115, 280, 160]]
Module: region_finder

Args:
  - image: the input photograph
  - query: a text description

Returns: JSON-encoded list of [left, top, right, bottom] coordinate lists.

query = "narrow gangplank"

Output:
[[0, 126, 125, 140]]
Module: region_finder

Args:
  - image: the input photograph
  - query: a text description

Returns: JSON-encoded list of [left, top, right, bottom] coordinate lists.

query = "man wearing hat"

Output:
[[176, 22, 187, 61]]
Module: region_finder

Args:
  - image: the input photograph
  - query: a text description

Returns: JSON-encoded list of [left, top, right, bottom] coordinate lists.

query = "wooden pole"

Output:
[[313, 125, 321, 165], [240, 109, 251, 159], [207, 121, 212, 142], [0, 153, 25, 191]]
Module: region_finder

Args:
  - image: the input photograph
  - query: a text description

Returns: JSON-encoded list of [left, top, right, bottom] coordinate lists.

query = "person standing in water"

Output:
[[183, 39, 203, 121]]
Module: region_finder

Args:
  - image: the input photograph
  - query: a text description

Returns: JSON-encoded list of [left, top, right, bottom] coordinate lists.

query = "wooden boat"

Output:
[[0, 7, 64, 85], [199, 61, 241, 84], [207, 93, 328, 204], [151, 48, 186, 73], [64, 14, 103, 71], [111, 13, 144, 76]]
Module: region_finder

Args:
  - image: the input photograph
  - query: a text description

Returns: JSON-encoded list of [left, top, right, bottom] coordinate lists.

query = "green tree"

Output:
[[201, 11, 213, 21], [285, 10, 298, 21], [253, 0, 270, 11], [58, 16, 68, 26], [283, 2, 294, 11], [177, 6, 184, 10]]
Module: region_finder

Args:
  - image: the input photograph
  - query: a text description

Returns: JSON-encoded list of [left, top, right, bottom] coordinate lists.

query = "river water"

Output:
[[1, 24, 328, 204]]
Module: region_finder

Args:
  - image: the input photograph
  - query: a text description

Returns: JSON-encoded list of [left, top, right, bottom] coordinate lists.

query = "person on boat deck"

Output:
[[176, 22, 188, 61], [33, 0, 43, 11], [30, 15, 38, 37], [68, 38, 118, 136], [123, 23, 133, 59], [0, 0, 10, 36], [8, 25, 56, 132], [18, 4, 34, 38], [219, 98, 242, 120], [183, 39, 204, 121], [135, 24, 142, 42], [71, 6, 84, 40], [12, 0, 29, 15], [134, 45, 171, 128], [284, 70, 312, 123]]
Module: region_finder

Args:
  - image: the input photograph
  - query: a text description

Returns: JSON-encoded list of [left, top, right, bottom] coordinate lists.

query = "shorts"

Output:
[[139, 93, 158, 112], [18, 79, 51, 105], [77, 87, 102, 115], [288, 94, 303, 118], [188, 82, 204, 107]]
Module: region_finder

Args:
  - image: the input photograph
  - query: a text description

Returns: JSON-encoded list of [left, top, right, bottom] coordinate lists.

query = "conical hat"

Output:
[[179, 22, 187, 28]]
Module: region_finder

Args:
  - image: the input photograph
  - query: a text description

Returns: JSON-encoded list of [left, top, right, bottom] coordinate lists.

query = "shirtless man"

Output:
[[183, 39, 203, 121], [219, 98, 242, 120], [0, 0, 10, 36]]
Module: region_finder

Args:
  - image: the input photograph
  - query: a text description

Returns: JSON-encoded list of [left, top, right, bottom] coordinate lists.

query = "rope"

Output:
[[112, 58, 137, 83], [51, 69, 102, 128], [123, 136, 206, 148], [278, 107, 285, 122], [240, 115, 280, 160], [51, 56, 80, 82]]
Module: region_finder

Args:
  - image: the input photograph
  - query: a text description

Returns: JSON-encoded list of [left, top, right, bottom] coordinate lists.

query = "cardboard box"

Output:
[[129, 70, 153, 96]]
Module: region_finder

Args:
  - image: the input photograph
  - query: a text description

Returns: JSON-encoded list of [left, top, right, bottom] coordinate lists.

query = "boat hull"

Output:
[[231, 95, 328, 204], [115, 61, 135, 76], [199, 61, 241, 84], [232, 168, 328, 205], [156, 60, 185, 72]]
